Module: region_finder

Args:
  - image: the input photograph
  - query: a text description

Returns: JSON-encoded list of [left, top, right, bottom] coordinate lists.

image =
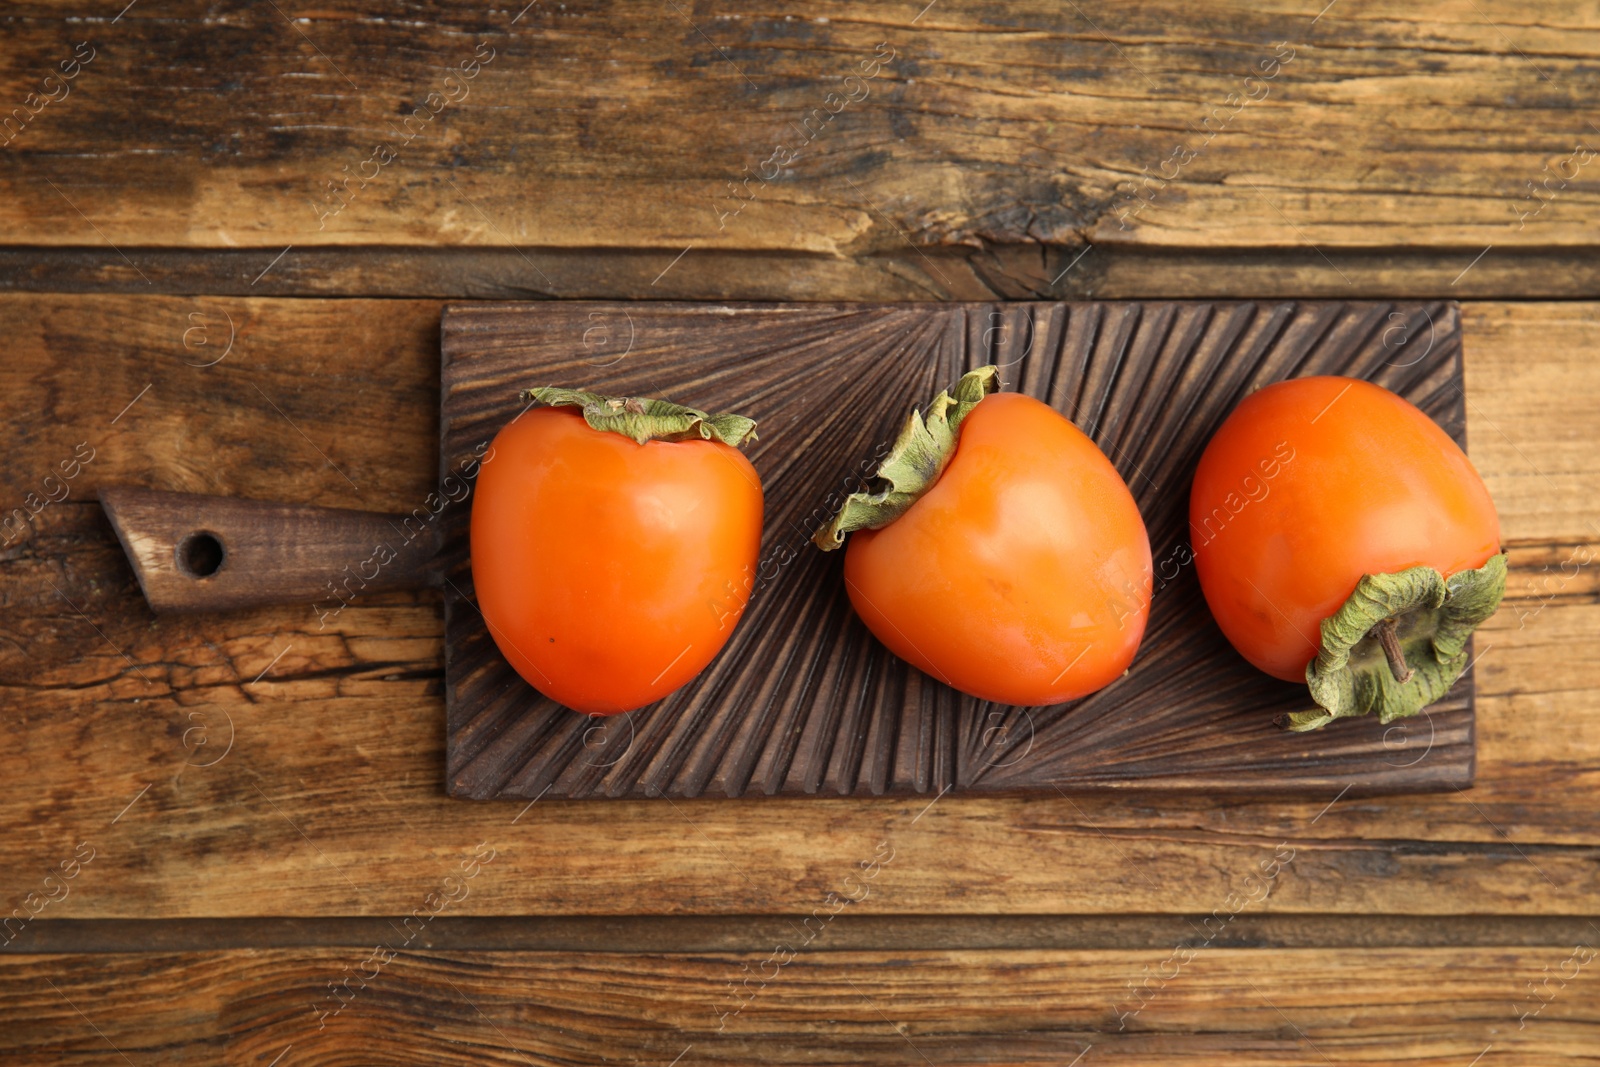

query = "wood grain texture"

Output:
[[11, 246, 1600, 303], [3, 946, 1597, 1065], [0, 296, 1595, 922], [19, 913, 1600, 953], [440, 300, 1476, 800], [6, 5, 1600, 1055], [98, 487, 439, 612], [3, 2, 1599, 258]]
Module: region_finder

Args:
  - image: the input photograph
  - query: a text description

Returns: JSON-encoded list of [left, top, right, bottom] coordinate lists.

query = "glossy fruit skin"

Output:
[[844, 391, 1152, 705], [471, 407, 763, 715], [1191, 376, 1501, 682]]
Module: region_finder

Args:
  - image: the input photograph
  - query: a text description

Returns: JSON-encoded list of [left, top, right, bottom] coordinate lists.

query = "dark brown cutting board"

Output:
[[439, 301, 1473, 800]]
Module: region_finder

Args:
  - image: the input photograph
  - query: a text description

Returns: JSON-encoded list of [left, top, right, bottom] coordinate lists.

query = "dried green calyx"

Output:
[[1286, 552, 1508, 732], [813, 365, 1000, 552], [525, 386, 757, 447]]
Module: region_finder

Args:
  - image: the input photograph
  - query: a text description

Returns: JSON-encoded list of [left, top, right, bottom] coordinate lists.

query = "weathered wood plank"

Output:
[[2, 2, 1599, 256], [0, 295, 442, 515], [2, 947, 1596, 1065], [1463, 303, 1600, 544], [16, 913, 1600, 954], [8, 247, 1600, 302]]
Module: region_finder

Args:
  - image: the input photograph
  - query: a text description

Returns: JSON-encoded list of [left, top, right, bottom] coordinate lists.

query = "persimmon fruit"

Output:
[[815, 366, 1152, 705], [471, 388, 763, 716], [1189, 376, 1505, 730]]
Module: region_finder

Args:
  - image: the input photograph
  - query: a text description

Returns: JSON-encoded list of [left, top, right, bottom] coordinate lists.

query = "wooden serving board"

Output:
[[439, 301, 1473, 800]]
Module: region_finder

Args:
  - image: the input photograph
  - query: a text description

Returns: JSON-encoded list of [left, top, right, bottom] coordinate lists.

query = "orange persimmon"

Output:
[[1190, 376, 1504, 730], [472, 388, 763, 716], [816, 367, 1152, 705]]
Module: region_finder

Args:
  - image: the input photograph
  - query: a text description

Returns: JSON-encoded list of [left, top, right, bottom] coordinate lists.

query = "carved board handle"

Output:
[[99, 487, 441, 613]]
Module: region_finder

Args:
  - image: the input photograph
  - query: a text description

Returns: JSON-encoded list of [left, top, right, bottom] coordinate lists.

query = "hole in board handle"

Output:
[[176, 531, 225, 579]]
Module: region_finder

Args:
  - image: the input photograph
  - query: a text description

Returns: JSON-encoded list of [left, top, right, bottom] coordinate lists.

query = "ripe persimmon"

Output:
[[1189, 376, 1504, 730], [816, 367, 1152, 705], [472, 388, 763, 716]]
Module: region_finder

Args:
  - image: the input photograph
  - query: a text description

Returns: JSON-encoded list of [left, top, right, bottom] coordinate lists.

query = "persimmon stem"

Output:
[[523, 387, 757, 446], [1372, 618, 1414, 684], [812, 366, 1000, 551], [1294, 554, 1507, 732]]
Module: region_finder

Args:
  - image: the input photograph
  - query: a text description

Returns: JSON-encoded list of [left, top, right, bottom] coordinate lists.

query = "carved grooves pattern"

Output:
[[440, 302, 1472, 800]]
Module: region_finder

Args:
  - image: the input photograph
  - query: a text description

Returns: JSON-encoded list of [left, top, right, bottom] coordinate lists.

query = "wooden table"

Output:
[[2, 3, 1597, 1063]]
